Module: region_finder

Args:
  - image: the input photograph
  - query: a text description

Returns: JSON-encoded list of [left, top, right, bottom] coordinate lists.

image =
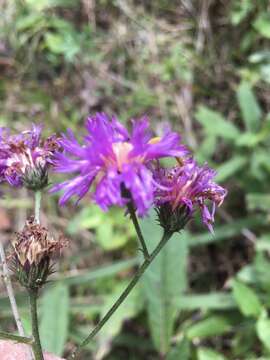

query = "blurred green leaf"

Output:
[[176, 292, 236, 311], [232, 280, 262, 317], [230, 0, 254, 25], [166, 338, 190, 360], [195, 106, 240, 140], [215, 156, 247, 182], [189, 216, 268, 247], [141, 211, 188, 354], [254, 14, 270, 39], [256, 311, 270, 351], [237, 81, 262, 132], [25, 0, 77, 11], [186, 316, 233, 339], [68, 206, 134, 250], [246, 193, 270, 212], [60, 257, 139, 286], [197, 348, 228, 360], [40, 283, 69, 356]]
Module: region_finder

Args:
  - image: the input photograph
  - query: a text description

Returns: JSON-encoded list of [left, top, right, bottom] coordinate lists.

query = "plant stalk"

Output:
[[70, 230, 173, 359], [127, 202, 150, 260], [0, 241, 25, 336], [0, 331, 33, 345], [28, 288, 44, 360], [34, 191, 42, 224]]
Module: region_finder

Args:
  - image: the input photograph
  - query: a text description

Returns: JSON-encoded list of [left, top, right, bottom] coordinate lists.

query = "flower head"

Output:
[[154, 159, 227, 233], [0, 124, 59, 190], [51, 113, 188, 216], [9, 217, 67, 289]]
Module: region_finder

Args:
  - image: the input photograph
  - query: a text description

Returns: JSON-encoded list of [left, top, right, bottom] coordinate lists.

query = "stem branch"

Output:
[[70, 230, 172, 359], [0, 331, 33, 345], [34, 191, 42, 224], [127, 202, 150, 260], [28, 289, 44, 360], [0, 241, 25, 336]]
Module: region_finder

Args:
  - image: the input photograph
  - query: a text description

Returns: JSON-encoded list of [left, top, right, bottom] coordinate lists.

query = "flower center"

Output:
[[111, 142, 133, 171]]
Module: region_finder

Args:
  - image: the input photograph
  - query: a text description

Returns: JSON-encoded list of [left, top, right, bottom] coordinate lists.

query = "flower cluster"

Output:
[[9, 217, 67, 289], [2, 115, 227, 233], [0, 124, 59, 190], [154, 160, 227, 233], [51, 113, 227, 232], [51, 113, 188, 216]]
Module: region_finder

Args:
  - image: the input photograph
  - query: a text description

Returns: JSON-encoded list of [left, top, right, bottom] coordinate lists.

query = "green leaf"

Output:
[[189, 216, 268, 247], [186, 316, 233, 339], [215, 156, 247, 182], [256, 311, 270, 351], [232, 280, 262, 317], [166, 338, 190, 360], [68, 206, 134, 250], [59, 257, 139, 286], [195, 106, 240, 140], [246, 193, 270, 212], [254, 14, 270, 39], [176, 292, 236, 311], [40, 283, 69, 356], [237, 81, 262, 132], [141, 211, 188, 354], [197, 347, 228, 360]]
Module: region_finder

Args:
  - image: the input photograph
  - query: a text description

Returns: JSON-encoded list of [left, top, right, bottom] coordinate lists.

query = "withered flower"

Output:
[[10, 217, 67, 289]]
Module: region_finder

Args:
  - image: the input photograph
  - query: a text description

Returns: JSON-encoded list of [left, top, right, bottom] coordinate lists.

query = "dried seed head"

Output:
[[10, 217, 67, 289]]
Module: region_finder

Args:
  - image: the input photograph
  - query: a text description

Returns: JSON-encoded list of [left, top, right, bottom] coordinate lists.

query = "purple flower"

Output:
[[154, 159, 227, 233], [0, 124, 59, 189], [51, 113, 188, 216]]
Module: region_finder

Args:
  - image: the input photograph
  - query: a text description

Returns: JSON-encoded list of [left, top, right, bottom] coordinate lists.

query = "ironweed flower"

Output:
[[9, 217, 67, 289], [0, 124, 59, 190], [154, 159, 227, 233], [51, 113, 188, 216]]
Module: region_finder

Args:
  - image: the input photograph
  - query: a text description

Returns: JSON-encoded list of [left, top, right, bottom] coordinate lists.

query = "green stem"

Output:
[[0, 331, 33, 344], [28, 289, 44, 360], [34, 191, 42, 224], [70, 230, 173, 360], [127, 202, 150, 260]]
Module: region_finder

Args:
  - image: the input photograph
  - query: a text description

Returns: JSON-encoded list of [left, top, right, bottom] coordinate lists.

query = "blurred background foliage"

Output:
[[1, 0, 270, 359]]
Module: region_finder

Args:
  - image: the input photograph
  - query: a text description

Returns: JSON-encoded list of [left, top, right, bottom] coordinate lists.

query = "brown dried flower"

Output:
[[10, 217, 67, 289]]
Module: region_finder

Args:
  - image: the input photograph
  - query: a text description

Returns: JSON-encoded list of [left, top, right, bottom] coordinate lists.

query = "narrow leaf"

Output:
[[232, 280, 262, 317], [197, 348, 228, 360], [215, 156, 247, 182], [256, 311, 270, 351], [237, 81, 262, 132], [195, 106, 239, 140], [40, 283, 69, 356], [176, 292, 236, 310], [186, 316, 233, 339], [141, 211, 188, 354]]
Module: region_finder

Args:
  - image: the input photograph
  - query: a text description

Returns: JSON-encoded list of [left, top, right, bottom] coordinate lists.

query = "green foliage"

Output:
[[40, 284, 69, 356], [237, 81, 262, 131], [68, 205, 135, 250], [197, 348, 228, 360], [2, 0, 270, 359], [232, 280, 262, 317], [141, 211, 188, 354]]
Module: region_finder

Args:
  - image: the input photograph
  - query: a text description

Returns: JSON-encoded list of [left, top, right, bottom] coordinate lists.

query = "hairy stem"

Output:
[[70, 230, 173, 359], [0, 241, 25, 336], [127, 202, 150, 260], [34, 191, 42, 224], [28, 289, 44, 360]]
